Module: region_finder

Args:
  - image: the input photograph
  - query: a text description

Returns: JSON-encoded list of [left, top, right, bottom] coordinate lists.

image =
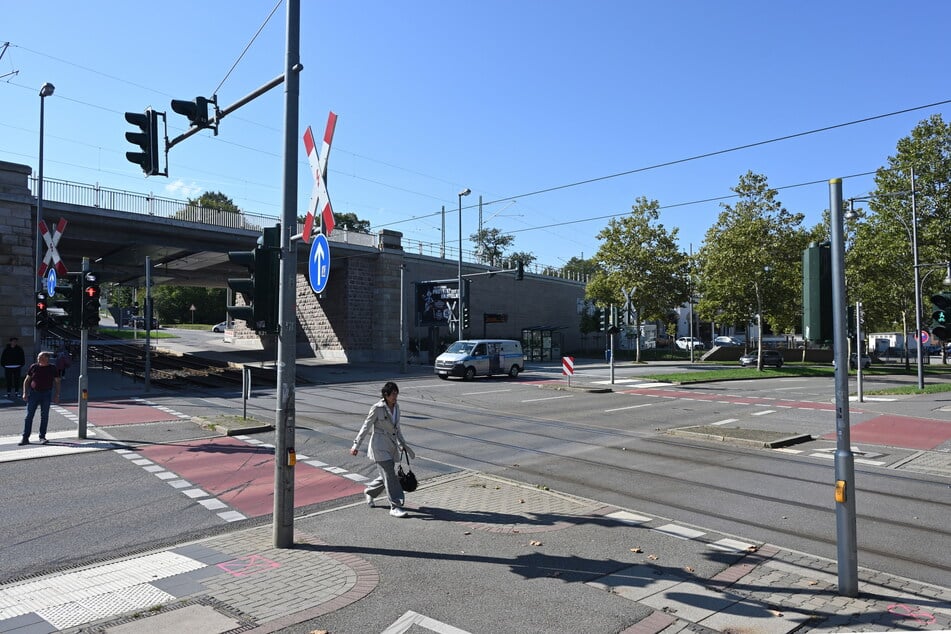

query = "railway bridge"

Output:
[[1, 160, 588, 363]]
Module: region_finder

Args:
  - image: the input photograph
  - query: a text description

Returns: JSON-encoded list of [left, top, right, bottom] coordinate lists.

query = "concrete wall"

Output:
[[0, 161, 37, 358]]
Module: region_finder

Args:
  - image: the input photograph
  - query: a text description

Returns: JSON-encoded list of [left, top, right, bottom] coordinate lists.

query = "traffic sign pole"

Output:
[[78, 257, 89, 439]]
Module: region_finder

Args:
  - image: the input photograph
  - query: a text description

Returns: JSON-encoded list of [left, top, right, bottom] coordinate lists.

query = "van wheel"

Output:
[[508, 365, 520, 378], [463, 367, 476, 381]]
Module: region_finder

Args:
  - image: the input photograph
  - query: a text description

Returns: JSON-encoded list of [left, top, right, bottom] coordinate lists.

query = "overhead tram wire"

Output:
[[211, 0, 282, 97], [503, 170, 879, 236], [373, 98, 951, 231]]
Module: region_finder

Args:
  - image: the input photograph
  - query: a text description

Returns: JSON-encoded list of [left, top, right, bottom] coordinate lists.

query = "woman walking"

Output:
[[350, 381, 415, 518]]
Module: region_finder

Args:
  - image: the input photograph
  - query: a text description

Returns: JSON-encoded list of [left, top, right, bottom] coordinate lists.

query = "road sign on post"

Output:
[[308, 233, 330, 293]]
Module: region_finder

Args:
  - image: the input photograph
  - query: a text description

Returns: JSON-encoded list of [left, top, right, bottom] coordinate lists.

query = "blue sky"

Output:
[[2, 1, 949, 272]]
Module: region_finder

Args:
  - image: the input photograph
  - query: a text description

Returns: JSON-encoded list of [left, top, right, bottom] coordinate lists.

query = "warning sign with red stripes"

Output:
[[562, 356, 575, 376]]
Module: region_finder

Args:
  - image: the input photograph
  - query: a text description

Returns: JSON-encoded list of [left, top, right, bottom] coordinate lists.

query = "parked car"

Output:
[[675, 336, 705, 351], [739, 349, 784, 368], [212, 321, 230, 333], [713, 336, 742, 347], [833, 353, 871, 370], [127, 316, 159, 329]]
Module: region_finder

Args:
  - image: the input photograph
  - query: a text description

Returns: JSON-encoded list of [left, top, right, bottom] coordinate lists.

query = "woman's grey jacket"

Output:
[[353, 399, 407, 462]]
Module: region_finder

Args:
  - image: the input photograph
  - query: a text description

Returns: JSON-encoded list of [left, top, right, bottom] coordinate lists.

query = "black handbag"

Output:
[[398, 451, 418, 492]]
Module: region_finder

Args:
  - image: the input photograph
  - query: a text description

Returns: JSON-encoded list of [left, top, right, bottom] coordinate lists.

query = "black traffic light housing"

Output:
[[82, 272, 101, 329], [125, 108, 161, 176], [227, 225, 280, 333], [931, 292, 951, 341], [53, 275, 83, 329], [515, 260, 524, 281], [598, 307, 606, 332], [35, 292, 49, 329], [170, 96, 218, 134]]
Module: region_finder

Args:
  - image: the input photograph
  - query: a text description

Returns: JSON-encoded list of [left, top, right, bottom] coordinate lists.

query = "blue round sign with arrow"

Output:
[[308, 233, 331, 293]]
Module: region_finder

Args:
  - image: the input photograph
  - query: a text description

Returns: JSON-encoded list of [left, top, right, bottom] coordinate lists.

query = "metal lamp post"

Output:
[[457, 187, 471, 341], [33, 82, 55, 354], [845, 168, 925, 388]]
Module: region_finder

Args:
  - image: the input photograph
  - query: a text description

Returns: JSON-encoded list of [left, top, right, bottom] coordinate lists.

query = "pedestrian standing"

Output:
[[20, 351, 61, 446], [2, 337, 25, 398], [350, 381, 416, 518]]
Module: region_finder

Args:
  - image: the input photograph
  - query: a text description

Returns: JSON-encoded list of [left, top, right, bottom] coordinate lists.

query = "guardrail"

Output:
[[31, 176, 586, 281]]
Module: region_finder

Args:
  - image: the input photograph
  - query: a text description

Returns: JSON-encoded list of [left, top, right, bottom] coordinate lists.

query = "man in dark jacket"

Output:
[[2, 337, 25, 398], [20, 351, 61, 445]]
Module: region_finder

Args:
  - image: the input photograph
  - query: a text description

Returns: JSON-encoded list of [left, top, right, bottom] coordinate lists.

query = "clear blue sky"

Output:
[[2, 1, 949, 271]]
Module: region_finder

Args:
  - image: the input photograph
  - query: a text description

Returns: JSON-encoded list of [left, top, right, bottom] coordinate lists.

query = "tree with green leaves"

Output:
[[296, 210, 371, 233], [470, 227, 514, 265], [695, 172, 810, 362], [847, 114, 951, 340], [587, 196, 689, 361]]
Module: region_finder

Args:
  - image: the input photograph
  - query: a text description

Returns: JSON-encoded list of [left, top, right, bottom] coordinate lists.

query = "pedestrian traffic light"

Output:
[[515, 260, 524, 281], [227, 225, 280, 333], [124, 108, 160, 176], [932, 292, 951, 341], [53, 276, 82, 329], [82, 273, 101, 328], [35, 292, 49, 329], [170, 96, 217, 133]]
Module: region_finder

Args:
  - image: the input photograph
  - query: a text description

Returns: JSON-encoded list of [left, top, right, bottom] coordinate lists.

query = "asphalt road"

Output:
[[2, 367, 948, 590]]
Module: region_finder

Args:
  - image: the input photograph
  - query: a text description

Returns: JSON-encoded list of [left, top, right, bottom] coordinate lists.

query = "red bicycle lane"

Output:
[[63, 399, 366, 519]]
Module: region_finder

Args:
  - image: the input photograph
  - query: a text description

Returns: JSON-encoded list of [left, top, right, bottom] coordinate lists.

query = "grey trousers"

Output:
[[365, 459, 404, 508]]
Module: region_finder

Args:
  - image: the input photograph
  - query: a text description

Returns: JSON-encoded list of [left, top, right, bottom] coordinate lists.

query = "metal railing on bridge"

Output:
[[31, 176, 588, 282]]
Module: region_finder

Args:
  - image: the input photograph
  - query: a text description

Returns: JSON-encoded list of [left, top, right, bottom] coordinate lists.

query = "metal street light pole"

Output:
[[34, 82, 55, 355], [457, 187, 471, 341], [909, 168, 924, 389]]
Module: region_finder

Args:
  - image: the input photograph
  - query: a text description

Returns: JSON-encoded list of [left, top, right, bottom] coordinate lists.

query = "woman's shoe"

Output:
[[365, 493, 374, 508], [389, 507, 407, 518]]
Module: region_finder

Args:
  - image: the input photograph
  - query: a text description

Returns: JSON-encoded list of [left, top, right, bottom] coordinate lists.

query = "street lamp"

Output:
[[457, 187, 471, 341], [33, 82, 55, 354], [846, 168, 924, 388]]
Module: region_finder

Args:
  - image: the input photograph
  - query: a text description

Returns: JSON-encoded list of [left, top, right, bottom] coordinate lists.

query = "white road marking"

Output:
[[521, 395, 574, 403], [710, 418, 738, 426], [604, 404, 652, 412]]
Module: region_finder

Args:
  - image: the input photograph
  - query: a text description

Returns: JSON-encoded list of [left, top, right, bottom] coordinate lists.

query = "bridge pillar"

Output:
[[0, 160, 38, 357]]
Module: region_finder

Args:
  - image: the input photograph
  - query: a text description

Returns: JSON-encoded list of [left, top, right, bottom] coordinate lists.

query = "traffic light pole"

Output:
[[829, 178, 858, 597], [78, 257, 89, 439], [274, 0, 301, 549]]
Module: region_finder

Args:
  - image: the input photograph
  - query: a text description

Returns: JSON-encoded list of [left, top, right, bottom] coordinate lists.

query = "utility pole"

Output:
[[274, 0, 301, 549]]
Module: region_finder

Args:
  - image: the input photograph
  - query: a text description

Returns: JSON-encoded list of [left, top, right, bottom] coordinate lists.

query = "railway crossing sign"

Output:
[[308, 233, 331, 294], [301, 111, 338, 244], [38, 217, 69, 278]]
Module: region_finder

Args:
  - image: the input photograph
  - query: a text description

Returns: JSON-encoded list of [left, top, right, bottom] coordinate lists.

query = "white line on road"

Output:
[[751, 409, 776, 416], [710, 418, 738, 426], [461, 389, 513, 396], [604, 403, 652, 413], [521, 395, 574, 403]]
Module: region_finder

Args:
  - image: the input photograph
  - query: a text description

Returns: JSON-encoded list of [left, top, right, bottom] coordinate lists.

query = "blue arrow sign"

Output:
[[46, 269, 58, 296], [308, 233, 330, 293]]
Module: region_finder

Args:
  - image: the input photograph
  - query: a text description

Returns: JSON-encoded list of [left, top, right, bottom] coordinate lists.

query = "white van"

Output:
[[434, 339, 525, 380]]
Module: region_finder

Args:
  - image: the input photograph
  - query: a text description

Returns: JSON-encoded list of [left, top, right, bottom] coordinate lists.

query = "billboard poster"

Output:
[[415, 281, 460, 327]]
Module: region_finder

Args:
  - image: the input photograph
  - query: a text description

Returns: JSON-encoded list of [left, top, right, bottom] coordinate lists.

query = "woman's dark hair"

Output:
[[381, 381, 399, 397]]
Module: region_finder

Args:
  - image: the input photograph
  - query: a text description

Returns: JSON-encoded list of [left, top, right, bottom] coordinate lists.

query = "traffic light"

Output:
[[227, 225, 280, 333], [515, 260, 524, 281], [124, 108, 160, 176], [462, 305, 470, 331], [53, 276, 82, 328], [82, 273, 101, 328], [599, 307, 606, 332], [35, 292, 49, 329], [170, 96, 215, 132], [932, 292, 951, 341]]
